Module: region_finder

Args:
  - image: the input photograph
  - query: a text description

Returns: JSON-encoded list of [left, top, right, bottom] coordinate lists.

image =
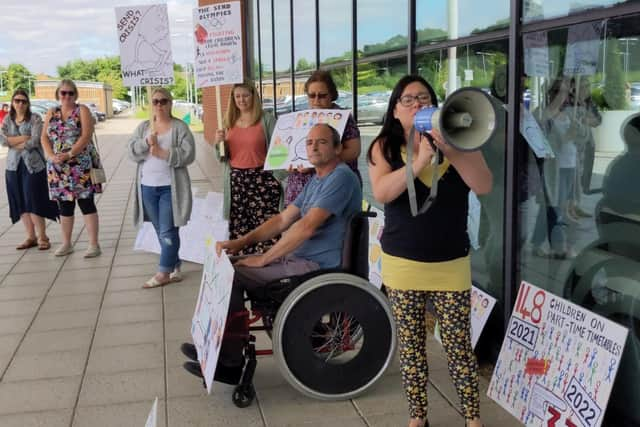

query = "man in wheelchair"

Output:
[[181, 123, 362, 385]]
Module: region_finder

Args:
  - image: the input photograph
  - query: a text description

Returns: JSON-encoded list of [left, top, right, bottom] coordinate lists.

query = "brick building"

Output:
[[34, 80, 113, 118]]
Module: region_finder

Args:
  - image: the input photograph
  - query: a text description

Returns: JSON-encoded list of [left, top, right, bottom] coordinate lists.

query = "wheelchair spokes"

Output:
[[310, 311, 364, 363]]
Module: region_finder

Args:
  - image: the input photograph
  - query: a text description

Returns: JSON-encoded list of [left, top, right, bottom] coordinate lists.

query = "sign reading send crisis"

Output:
[[115, 4, 174, 87], [488, 281, 628, 427]]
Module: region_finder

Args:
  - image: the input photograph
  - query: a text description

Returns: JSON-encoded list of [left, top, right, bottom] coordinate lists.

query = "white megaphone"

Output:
[[413, 87, 504, 151], [406, 87, 504, 217]]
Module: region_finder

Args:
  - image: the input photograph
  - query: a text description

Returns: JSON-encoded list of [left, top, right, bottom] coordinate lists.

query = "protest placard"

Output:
[[134, 192, 229, 264], [367, 206, 384, 289], [263, 109, 350, 170], [115, 4, 174, 87], [434, 284, 496, 349], [564, 21, 603, 76], [488, 281, 628, 427], [524, 31, 550, 77], [193, 1, 243, 88], [521, 108, 555, 159], [144, 397, 158, 427], [191, 241, 234, 394]]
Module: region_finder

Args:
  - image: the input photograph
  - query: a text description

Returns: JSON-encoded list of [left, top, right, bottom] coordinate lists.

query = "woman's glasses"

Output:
[[59, 90, 75, 97], [13, 98, 29, 105], [398, 93, 432, 107], [152, 98, 170, 106], [307, 92, 329, 100]]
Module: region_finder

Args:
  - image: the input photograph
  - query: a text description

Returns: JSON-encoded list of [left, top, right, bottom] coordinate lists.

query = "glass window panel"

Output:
[[357, 56, 407, 205], [250, 0, 260, 83], [274, 0, 292, 114], [416, 40, 509, 357], [519, 14, 640, 425], [524, 0, 630, 23], [259, 0, 275, 111], [357, 0, 408, 57], [319, 0, 352, 66], [416, 0, 509, 45], [293, 0, 316, 101]]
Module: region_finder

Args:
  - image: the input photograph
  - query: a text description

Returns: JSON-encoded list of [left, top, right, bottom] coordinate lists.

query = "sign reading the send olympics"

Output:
[[191, 241, 234, 394], [488, 281, 628, 427], [193, 1, 243, 88], [115, 4, 174, 87], [264, 109, 350, 170]]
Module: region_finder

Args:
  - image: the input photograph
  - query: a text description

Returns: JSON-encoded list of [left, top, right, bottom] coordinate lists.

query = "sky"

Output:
[[0, 0, 197, 76], [0, 0, 507, 77]]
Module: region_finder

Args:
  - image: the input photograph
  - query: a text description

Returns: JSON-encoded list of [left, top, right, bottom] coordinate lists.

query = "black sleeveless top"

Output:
[[381, 150, 471, 263]]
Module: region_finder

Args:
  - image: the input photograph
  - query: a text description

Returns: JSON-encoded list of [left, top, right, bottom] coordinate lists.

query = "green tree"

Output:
[[0, 66, 8, 96], [295, 58, 313, 72], [7, 63, 34, 95], [603, 37, 627, 110]]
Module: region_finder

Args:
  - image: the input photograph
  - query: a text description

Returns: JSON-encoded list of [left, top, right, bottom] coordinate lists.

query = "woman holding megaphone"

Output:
[[367, 75, 492, 427]]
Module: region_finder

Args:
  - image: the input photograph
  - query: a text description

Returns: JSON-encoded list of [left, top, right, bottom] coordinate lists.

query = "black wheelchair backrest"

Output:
[[341, 211, 377, 279]]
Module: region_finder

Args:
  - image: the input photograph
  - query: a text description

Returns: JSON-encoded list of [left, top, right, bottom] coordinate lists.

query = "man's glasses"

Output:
[[152, 98, 170, 106], [398, 93, 431, 107], [13, 98, 29, 105], [308, 92, 329, 100], [59, 90, 75, 97]]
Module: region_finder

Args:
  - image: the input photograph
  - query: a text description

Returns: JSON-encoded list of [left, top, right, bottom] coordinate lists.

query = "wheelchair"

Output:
[[226, 211, 397, 408]]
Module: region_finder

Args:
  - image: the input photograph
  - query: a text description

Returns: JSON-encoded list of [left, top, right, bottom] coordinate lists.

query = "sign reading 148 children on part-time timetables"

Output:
[[193, 1, 243, 88], [488, 281, 628, 427], [115, 4, 174, 87]]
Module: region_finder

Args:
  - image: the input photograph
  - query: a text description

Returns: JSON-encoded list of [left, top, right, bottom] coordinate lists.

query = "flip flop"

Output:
[[142, 276, 171, 289]]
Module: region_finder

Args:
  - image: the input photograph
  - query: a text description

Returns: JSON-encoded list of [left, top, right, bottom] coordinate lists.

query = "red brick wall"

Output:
[[198, 0, 248, 143]]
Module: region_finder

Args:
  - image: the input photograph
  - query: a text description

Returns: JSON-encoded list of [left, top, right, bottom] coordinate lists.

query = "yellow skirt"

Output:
[[381, 252, 471, 291]]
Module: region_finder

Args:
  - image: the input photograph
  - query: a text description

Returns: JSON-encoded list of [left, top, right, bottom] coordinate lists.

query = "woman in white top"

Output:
[[128, 88, 196, 288]]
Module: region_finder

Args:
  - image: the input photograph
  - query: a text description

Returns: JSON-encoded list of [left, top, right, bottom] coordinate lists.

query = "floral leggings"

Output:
[[387, 288, 480, 421]]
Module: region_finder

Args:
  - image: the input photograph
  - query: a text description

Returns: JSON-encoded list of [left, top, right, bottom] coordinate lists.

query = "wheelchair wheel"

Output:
[[272, 273, 396, 400], [232, 383, 255, 408]]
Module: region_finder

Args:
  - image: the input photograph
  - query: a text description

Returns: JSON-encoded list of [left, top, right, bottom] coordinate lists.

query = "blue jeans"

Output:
[[141, 185, 180, 273]]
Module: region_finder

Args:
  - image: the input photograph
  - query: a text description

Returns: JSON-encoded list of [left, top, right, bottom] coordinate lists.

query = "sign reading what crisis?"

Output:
[[488, 281, 628, 427], [115, 4, 174, 87]]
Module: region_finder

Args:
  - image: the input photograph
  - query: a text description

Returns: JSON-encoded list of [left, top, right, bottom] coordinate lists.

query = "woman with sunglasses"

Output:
[[284, 70, 361, 205], [41, 79, 102, 257], [367, 75, 492, 427], [213, 81, 282, 254], [128, 88, 195, 288], [1, 89, 59, 250]]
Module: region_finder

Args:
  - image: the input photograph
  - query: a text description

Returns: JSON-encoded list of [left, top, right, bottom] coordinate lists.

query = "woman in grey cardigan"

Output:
[[128, 88, 196, 288], [0, 89, 59, 250]]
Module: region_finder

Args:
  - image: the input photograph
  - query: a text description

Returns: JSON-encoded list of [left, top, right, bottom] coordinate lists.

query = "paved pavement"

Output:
[[0, 116, 515, 426]]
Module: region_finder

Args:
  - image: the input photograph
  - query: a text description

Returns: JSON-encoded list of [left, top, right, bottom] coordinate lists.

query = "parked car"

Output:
[[31, 99, 59, 111], [29, 104, 48, 120], [86, 103, 106, 122], [111, 99, 130, 114], [357, 93, 389, 125], [630, 83, 640, 109]]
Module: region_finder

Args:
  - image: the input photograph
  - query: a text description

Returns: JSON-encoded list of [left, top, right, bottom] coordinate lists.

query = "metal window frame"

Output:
[[245, 0, 640, 330], [290, 0, 296, 110], [352, 0, 358, 121], [255, 0, 263, 100], [271, 0, 277, 112]]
